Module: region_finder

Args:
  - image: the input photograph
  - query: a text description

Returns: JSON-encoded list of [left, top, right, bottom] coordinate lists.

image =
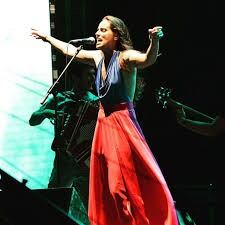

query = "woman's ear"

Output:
[[113, 32, 119, 41], [114, 35, 119, 41]]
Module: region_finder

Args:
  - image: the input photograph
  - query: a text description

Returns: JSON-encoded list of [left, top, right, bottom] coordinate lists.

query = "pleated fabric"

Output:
[[88, 103, 179, 225]]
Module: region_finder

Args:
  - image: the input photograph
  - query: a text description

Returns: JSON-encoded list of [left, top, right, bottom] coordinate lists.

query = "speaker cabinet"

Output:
[[33, 187, 89, 225], [0, 168, 81, 225]]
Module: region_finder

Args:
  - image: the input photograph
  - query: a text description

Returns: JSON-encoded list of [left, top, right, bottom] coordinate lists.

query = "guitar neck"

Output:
[[167, 98, 214, 121]]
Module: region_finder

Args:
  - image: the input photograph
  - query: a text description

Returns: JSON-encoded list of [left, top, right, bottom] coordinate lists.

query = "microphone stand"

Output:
[[40, 45, 83, 105], [40, 44, 83, 186]]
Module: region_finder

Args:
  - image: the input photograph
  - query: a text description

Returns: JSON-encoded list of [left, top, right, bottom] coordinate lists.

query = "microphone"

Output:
[[70, 37, 95, 45]]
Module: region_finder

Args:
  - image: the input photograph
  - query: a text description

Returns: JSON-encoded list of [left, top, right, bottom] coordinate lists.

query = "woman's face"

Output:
[[95, 19, 117, 50]]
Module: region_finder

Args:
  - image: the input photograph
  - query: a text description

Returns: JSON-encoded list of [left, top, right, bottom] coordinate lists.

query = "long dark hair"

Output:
[[103, 16, 145, 104], [103, 15, 133, 50]]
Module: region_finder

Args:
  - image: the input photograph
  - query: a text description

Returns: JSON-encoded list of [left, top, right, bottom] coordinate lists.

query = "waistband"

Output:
[[100, 102, 134, 113]]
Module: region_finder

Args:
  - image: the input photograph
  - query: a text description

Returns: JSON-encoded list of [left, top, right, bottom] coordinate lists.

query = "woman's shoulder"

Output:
[[120, 49, 141, 57], [119, 50, 139, 72], [91, 50, 103, 67]]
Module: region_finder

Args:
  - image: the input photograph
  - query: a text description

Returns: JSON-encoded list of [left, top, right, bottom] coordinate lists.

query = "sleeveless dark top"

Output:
[[95, 51, 130, 106]]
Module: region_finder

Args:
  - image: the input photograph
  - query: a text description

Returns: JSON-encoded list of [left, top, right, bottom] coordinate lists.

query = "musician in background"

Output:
[[156, 87, 225, 136], [29, 62, 98, 216], [173, 97, 225, 225], [175, 106, 225, 136]]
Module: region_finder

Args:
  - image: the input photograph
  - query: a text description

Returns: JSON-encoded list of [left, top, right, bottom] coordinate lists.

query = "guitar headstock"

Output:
[[155, 87, 172, 108]]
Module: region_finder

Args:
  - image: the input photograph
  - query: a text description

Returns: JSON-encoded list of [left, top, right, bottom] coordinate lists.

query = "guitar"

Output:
[[155, 87, 214, 122]]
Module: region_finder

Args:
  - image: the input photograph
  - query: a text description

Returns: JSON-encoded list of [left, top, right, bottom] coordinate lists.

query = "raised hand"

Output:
[[148, 26, 164, 40], [30, 28, 48, 42]]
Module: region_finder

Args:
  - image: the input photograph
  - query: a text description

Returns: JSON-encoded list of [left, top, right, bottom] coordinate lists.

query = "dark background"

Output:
[[52, 0, 225, 187], [48, 1, 225, 224]]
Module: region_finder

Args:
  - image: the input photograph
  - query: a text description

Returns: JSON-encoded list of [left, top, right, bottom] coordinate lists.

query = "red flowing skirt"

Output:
[[88, 103, 178, 225]]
